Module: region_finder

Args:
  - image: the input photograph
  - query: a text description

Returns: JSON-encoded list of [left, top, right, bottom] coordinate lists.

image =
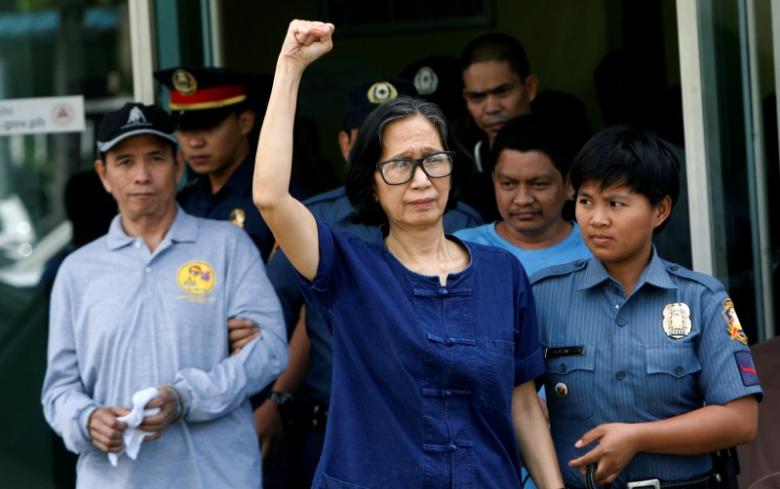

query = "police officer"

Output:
[[262, 77, 483, 488], [531, 127, 761, 487], [154, 66, 275, 261]]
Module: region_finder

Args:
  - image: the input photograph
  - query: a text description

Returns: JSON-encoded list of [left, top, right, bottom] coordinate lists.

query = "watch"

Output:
[[269, 390, 294, 406]]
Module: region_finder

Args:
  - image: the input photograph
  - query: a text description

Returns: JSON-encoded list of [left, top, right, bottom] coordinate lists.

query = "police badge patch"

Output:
[[723, 298, 748, 345], [662, 302, 692, 339], [230, 208, 246, 229]]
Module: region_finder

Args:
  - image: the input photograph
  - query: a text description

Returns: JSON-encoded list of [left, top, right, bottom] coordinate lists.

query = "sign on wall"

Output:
[[0, 96, 85, 136]]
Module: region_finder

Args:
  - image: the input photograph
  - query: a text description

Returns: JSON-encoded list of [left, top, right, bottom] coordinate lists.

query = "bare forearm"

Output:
[[271, 312, 310, 393], [253, 60, 303, 210], [512, 381, 564, 489], [633, 396, 758, 456]]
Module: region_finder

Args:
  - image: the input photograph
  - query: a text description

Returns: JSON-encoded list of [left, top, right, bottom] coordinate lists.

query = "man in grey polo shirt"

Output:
[[41, 102, 287, 488]]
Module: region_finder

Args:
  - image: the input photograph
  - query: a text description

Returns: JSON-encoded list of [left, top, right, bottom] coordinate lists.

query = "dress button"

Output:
[[439, 288, 448, 296], [559, 363, 567, 373], [134, 240, 141, 248], [617, 318, 626, 327], [614, 304, 620, 310], [615, 371, 626, 381], [145, 267, 151, 274], [674, 366, 684, 376], [443, 389, 452, 397]]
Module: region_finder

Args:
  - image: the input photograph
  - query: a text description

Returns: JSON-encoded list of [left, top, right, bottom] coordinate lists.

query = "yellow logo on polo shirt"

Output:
[[177, 261, 216, 298]]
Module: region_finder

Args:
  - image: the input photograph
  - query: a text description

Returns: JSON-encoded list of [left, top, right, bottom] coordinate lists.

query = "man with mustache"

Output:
[[461, 33, 539, 220], [455, 114, 590, 276]]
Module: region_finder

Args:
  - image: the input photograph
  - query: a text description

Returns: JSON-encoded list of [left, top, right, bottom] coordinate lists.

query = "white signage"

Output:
[[0, 96, 85, 136]]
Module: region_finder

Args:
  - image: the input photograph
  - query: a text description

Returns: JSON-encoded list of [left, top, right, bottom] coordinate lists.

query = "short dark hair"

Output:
[[570, 126, 680, 227], [491, 114, 578, 179], [460, 33, 531, 79], [345, 96, 470, 226]]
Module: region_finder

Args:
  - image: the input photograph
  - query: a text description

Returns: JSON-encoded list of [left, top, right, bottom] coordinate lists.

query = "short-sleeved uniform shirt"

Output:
[[178, 155, 275, 261], [531, 251, 763, 487], [298, 219, 544, 488]]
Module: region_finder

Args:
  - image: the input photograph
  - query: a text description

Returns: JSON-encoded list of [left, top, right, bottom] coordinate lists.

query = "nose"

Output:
[[133, 161, 152, 184], [182, 131, 205, 148], [512, 184, 534, 206], [588, 204, 610, 227], [409, 165, 431, 188], [484, 94, 502, 115]]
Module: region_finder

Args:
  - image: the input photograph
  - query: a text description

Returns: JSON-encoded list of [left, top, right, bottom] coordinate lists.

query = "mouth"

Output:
[[187, 155, 210, 165], [589, 234, 613, 246], [509, 209, 540, 221], [485, 121, 505, 133], [407, 198, 436, 208]]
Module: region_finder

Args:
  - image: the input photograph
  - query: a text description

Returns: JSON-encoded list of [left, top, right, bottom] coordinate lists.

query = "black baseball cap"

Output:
[[344, 79, 417, 131], [96, 103, 177, 154]]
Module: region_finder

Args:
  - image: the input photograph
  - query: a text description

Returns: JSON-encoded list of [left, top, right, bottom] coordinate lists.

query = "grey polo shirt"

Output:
[[42, 207, 287, 489]]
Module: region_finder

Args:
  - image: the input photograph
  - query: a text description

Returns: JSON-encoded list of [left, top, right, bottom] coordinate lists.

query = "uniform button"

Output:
[[559, 363, 567, 373], [439, 288, 448, 296], [674, 366, 684, 376], [145, 267, 151, 274], [134, 240, 141, 248], [615, 371, 626, 380], [443, 389, 452, 397], [617, 318, 626, 327], [614, 304, 620, 310]]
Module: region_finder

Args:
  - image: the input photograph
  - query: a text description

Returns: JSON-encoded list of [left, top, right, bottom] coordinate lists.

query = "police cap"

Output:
[[344, 78, 417, 131], [154, 66, 270, 130]]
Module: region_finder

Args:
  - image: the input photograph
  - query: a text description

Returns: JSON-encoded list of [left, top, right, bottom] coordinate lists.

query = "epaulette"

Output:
[[529, 259, 589, 285], [664, 262, 724, 293], [304, 186, 347, 207]]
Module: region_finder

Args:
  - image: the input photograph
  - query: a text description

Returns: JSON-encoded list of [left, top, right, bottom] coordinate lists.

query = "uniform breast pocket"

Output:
[[545, 348, 596, 421], [643, 344, 702, 418], [478, 339, 516, 413]]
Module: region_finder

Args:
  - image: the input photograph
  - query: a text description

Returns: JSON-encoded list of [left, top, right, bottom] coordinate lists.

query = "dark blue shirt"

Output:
[[265, 187, 483, 403], [531, 252, 763, 487], [298, 219, 544, 488], [178, 156, 275, 261]]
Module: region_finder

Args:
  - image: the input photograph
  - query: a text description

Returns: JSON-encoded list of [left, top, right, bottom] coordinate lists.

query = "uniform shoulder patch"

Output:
[[665, 263, 723, 293], [734, 351, 760, 386], [530, 259, 588, 285], [723, 298, 749, 344]]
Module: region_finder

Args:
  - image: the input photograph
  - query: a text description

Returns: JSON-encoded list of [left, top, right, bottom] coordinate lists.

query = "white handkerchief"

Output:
[[108, 387, 161, 467]]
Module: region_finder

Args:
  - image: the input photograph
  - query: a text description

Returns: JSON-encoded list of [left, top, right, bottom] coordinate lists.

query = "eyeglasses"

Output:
[[375, 151, 455, 185]]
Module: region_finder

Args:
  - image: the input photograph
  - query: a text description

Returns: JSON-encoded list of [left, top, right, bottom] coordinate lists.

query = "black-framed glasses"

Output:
[[375, 151, 455, 185]]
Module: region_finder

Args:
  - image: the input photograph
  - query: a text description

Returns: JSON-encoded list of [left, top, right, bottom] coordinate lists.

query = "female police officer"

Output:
[[531, 127, 761, 487], [253, 20, 563, 488]]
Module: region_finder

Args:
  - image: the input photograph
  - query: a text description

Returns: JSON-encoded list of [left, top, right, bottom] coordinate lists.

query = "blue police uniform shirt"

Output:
[[455, 221, 592, 276], [265, 186, 483, 404], [296, 218, 543, 488], [178, 155, 275, 261], [531, 251, 763, 487]]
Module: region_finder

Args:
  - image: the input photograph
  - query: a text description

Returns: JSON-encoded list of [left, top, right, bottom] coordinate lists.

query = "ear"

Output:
[[524, 74, 540, 103], [175, 151, 186, 182], [238, 110, 256, 136], [94, 159, 112, 194], [565, 177, 575, 200], [338, 130, 351, 162], [653, 195, 673, 228]]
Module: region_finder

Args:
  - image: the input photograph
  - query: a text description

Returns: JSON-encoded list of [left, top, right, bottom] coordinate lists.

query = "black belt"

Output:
[[583, 465, 715, 489]]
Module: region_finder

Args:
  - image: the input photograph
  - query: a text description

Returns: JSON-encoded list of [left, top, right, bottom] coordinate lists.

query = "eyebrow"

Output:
[[464, 82, 515, 98], [384, 147, 443, 160]]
